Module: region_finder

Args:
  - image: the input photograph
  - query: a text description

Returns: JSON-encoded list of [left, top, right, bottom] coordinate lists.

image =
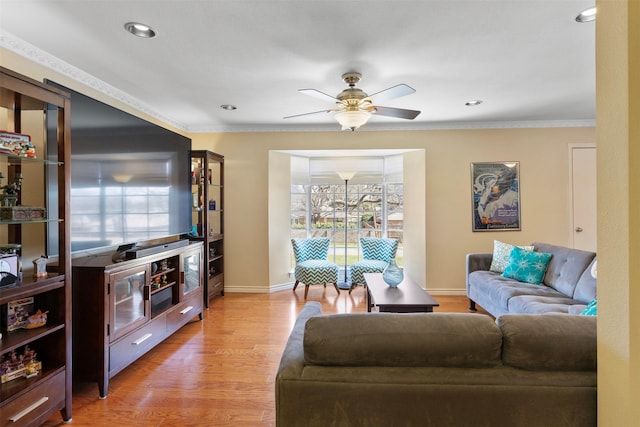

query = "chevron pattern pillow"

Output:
[[291, 238, 330, 262], [361, 238, 398, 262]]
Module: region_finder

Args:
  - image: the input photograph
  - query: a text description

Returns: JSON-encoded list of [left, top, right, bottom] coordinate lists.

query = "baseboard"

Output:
[[269, 282, 295, 293], [427, 288, 467, 296], [223, 285, 273, 293]]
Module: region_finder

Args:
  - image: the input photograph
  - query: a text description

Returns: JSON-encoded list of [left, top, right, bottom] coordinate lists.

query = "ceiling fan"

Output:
[[284, 72, 421, 131]]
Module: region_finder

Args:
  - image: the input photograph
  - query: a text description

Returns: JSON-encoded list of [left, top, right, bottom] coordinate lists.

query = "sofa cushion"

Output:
[[568, 304, 587, 315], [507, 294, 586, 314], [468, 270, 568, 315], [304, 312, 502, 368], [502, 246, 552, 284], [532, 242, 596, 298], [497, 314, 597, 371], [489, 240, 534, 273]]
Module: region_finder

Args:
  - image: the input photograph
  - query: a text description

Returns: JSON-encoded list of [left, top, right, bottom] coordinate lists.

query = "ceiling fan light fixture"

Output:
[[335, 110, 371, 131], [124, 22, 156, 38]]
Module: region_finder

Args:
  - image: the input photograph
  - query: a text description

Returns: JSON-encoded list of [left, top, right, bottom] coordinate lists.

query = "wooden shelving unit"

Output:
[[0, 67, 72, 424], [190, 150, 224, 307]]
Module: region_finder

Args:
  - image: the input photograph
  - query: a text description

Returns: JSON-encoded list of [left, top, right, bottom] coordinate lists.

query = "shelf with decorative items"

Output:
[[189, 150, 224, 307], [0, 67, 72, 424]]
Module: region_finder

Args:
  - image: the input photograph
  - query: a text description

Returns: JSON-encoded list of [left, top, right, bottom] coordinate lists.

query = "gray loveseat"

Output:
[[466, 242, 597, 317], [275, 302, 596, 426]]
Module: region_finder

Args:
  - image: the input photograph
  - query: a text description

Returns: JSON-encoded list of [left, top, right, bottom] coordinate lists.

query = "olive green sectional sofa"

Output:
[[275, 302, 596, 426]]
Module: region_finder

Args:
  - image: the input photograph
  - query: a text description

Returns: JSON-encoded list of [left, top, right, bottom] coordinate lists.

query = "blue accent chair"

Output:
[[291, 238, 340, 299], [349, 237, 399, 294]]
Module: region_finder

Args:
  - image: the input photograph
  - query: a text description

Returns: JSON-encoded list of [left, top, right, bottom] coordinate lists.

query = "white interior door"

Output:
[[570, 145, 597, 252]]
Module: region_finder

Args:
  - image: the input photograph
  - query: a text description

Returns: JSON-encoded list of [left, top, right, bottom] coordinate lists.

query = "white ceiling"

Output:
[[0, 0, 596, 133]]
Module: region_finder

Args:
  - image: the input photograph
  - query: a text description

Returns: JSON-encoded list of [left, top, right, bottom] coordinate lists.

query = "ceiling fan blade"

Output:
[[367, 84, 416, 103], [283, 109, 335, 119], [299, 89, 339, 103], [371, 106, 421, 120]]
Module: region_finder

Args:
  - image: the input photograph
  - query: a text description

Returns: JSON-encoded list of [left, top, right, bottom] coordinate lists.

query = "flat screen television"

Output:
[[46, 81, 192, 255]]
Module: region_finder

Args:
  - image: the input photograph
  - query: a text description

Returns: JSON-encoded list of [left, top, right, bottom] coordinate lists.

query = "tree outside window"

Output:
[[290, 182, 403, 270]]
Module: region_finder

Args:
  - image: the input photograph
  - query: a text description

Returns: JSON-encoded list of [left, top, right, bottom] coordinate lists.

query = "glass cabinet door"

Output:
[[183, 249, 201, 296], [111, 268, 149, 341]]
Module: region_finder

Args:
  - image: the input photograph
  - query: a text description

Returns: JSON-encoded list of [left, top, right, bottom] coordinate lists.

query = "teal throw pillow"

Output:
[[502, 246, 552, 285], [581, 298, 598, 316]]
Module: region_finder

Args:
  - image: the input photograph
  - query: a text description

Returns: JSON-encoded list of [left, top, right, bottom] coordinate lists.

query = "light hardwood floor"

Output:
[[44, 286, 488, 426]]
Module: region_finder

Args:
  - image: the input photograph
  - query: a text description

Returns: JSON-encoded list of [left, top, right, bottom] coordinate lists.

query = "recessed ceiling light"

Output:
[[575, 7, 596, 23], [465, 100, 483, 106], [124, 22, 157, 38], [220, 104, 237, 111]]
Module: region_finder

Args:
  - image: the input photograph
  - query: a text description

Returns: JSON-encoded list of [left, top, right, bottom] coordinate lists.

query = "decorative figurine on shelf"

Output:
[[0, 172, 23, 207], [24, 310, 48, 329], [33, 256, 48, 278], [0, 131, 36, 158], [0, 344, 42, 384]]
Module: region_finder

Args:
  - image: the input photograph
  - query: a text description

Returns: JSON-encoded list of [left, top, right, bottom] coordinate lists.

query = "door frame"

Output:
[[568, 142, 596, 250]]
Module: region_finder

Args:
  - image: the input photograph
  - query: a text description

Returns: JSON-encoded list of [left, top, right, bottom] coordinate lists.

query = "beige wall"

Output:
[[191, 128, 595, 294], [268, 151, 293, 288], [402, 150, 427, 286], [596, 0, 640, 424]]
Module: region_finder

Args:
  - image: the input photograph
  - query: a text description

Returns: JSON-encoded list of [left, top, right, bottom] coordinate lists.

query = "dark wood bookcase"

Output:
[[190, 150, 224, 307], [0, 67, 72, 424]]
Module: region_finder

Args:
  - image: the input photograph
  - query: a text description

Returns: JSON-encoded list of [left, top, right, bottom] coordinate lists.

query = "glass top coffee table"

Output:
[[363, 273, 440, 313]]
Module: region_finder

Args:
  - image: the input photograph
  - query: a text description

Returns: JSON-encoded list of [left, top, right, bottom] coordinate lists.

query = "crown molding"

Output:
[[1, 30, 187, 131], [187, 119, 596, 134]]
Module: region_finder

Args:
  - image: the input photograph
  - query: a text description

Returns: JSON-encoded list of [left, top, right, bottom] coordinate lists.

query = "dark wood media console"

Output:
[[71, 242, 203, 397]]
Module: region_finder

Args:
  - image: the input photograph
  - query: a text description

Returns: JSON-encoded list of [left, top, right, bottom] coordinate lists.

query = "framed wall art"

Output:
[[471, 162, 521, 231]]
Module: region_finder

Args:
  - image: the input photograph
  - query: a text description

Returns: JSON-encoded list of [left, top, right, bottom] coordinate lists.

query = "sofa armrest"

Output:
[[276, 301, 323, 381], [466, 253, 493, 297], [466, 253, 493, 275]]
